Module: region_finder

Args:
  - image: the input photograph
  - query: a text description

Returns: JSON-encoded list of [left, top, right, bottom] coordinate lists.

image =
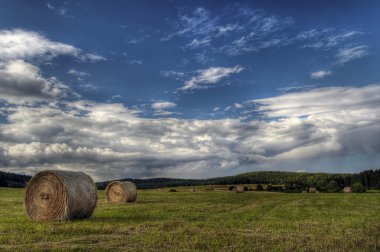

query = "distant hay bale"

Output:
[[25, 170, 97, 221], [343, 187, 352, 193], [189, 188, 195, 192], [106, 181, 137, 203], [214, 187, 229, 191], [309, 187, 317, 193], [236, 185, 244, 193]]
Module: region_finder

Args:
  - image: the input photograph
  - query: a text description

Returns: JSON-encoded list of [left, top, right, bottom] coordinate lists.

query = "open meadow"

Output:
[[0, 187, 380, 251]]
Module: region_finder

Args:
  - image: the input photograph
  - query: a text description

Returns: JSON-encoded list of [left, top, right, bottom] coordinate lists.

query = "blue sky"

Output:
[[0, 0, 379, 180]]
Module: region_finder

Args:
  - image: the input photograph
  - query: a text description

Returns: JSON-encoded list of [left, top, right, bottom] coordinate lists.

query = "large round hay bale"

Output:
[[25, 170, 97, 221], [235, 185, 244, 193], [106, 181, 137, 203]]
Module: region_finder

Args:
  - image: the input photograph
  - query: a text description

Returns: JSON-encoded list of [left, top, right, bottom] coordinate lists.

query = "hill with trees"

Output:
[[96, 169, 380, 192], [0, 171, 31, 188], [1, 169, 380, 192]]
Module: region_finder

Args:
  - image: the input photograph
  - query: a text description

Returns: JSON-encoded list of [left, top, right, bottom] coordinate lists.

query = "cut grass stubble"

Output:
[[0, 188, 379, 251]]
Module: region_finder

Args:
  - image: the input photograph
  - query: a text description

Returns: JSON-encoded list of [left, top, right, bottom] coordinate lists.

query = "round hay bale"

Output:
[[106, 181, 137, 203], [25, 170, 97, 221], [235, 185, 244, 193]]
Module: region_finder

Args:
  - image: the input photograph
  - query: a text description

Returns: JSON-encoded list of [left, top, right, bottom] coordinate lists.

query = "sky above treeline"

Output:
[[0, 0, 379, 181]]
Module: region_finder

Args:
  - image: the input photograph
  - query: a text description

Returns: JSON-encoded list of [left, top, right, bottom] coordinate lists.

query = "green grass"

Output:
[[0, 188, 379, 251]]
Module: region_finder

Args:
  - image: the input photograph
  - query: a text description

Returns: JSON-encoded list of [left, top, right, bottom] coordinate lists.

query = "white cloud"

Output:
[[252, 84, 380, 118], [80, 53, 107, 62], [277, 84, 319, 93], [1, 84, 380, 180], [151, 101, 177, 110], [163, 5, 294, 57], [0, 29, 106, 64], [46, 2, 68, 16], [164, 5, 366, 61], [335, 45, 369, 65], [111, 95, 122, 100], [180, 66, 243, 91], [160, 70, 185, 80], [127, 59, 142, 65], [0, 29, 106, 103], [185, 38, 211, 50], [79, 83, 97, 91], [298, 29, 363, 50], [68, 69, 89, 82], [0, 29, 79, 61], [310, 70, 332, 79], [234, 103, 243, 109], [0, 60, 72, 104], [151, 101, 177, 116], [68, 69, 89, 77]]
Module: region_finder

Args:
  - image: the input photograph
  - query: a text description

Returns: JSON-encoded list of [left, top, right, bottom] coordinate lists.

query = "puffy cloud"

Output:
[[0, 31, 377, 179], [310, 70, 332, 79], [0, 29, 106, 63], [0, 29, 106, 104], [234, 103, 244, 109], [0, 29, 79, 61], [0, 60, 71, 104], [1, 84, 380, 180], [180, 66, 243, 91]]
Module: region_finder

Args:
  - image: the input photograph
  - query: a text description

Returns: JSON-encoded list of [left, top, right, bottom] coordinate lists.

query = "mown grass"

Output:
[[0, 187, 379, 251]]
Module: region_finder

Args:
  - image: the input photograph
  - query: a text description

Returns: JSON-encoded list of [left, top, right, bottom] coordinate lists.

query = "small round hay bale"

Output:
[[106, 181, 137, 203], [309, 187, 317, 193], [236, 185, 244, 193], [343, 187, 352, 193], [25, 170, 97, 221]]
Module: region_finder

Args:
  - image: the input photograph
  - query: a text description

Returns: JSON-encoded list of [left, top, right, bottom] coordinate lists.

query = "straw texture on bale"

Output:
[[235, 186, 244, 193], [25, 170, 97, 221], [106, 181, 137, 203]]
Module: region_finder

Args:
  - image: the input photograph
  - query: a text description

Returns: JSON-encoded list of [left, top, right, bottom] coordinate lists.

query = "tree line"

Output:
[[0, 171, 31, 188], [96, 169, 380, 192], [1, 169, 380, 192]]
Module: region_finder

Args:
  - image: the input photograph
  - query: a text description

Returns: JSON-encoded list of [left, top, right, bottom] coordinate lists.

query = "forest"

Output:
[[95, 169, 380, 192], [1, 169, 379, 192]]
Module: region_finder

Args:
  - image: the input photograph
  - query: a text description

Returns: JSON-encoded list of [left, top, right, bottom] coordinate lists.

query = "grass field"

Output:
[[0, 188, 379, 251]]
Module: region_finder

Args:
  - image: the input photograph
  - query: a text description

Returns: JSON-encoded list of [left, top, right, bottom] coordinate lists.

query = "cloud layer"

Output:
[[1, 84, 380, 180], [0, 22, 377, 181]]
